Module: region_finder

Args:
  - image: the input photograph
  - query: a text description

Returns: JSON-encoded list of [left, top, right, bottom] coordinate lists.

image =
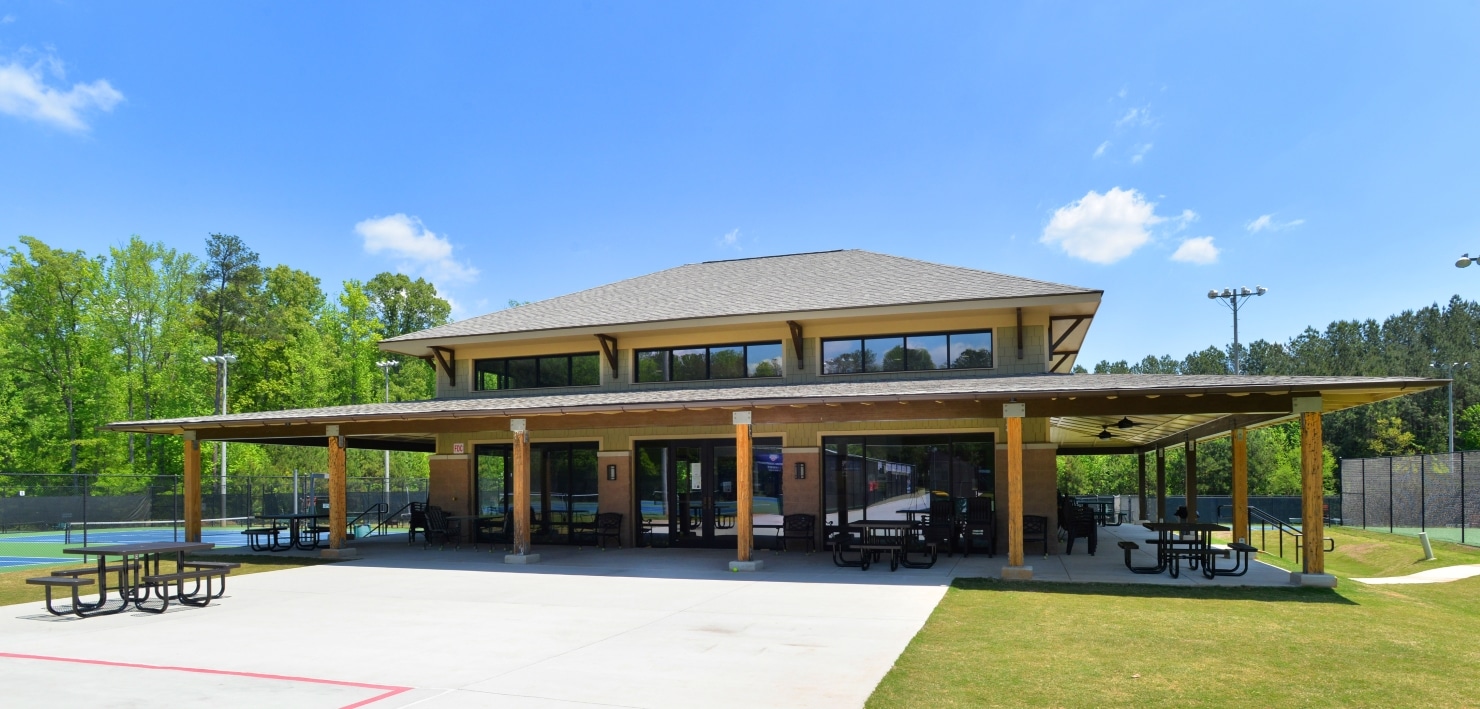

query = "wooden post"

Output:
[[183, 432, 201, 543], [1155, 447, 1166, 522], [1185, 438, 1198, 522], [735, 412, 753, 563], [1006, 407, 1025, 568], [1136, 451, 1147, 522], [328, 429, 346, 549], [512, 420, 531, 556], [1301, 410, 1325, 574], [1232, 426, 1250, 544]]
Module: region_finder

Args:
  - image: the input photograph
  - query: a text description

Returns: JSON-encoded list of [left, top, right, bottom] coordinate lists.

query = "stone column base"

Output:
[[1292, 572, 1337, 588], [505, 553, 542, 565], [729, 560, 765, 572], [1001, 565, 1034, 580]]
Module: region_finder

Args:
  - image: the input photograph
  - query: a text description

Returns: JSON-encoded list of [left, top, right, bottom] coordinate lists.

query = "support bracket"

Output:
[[786, 321, 804, 370], [429, 346, 456, 387], [596, 334, 619, 378]]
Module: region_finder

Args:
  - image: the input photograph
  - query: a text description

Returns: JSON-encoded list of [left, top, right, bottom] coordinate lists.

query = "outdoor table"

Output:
[[895, 507, 933, 523], [1141, 522, 1230, 578], [61, 541, 215, 616], [1078, 499, 1118, 527], [257, 512, 329, 550], [835, 520, 918, 571]]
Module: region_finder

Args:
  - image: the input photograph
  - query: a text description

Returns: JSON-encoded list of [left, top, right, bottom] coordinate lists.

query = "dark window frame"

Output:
[[819, 329, 994, 375], [633, 341, 785, 383], [472, 352, 602, 391]]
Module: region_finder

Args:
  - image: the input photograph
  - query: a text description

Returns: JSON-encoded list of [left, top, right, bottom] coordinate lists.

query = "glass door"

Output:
[[634, 438, 781, 548], [474, 445, 511, 543]]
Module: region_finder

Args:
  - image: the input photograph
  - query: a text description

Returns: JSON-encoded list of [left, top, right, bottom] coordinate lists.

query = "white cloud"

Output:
[[1093, 141, 1109, 159], [717, 228, 741, 250], [1171, 236, 1220, 265], [1130, 143, 1153, 164], [1, 15, 15, 24], [1115, 106, 1154, 128], [1246, 214, 1305, 233], [0, 53, 123, 131], [355, 214, 478, 283], [1040, 187, 1164, 265]]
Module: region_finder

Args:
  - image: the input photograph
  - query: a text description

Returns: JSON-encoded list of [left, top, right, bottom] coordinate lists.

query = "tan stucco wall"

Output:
[[428, 454, 472, 516]]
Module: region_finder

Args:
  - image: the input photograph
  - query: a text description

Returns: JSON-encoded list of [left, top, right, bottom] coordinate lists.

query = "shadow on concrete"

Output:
[[949, 577, 1358, 605]]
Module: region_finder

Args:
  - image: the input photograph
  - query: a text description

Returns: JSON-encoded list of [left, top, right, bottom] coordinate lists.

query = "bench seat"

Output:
[[27, 576, 94, 587]]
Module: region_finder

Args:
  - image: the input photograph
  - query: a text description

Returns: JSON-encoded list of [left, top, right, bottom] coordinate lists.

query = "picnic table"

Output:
[[1120, 522, 1254, 579], [256, 512, 329, 550], [1077, 499, 1120, 527], [29, 541, 229, 617], [832, 520, 928, 572]]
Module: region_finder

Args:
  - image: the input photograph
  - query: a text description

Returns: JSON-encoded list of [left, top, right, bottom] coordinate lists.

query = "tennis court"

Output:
[[0, 518, 251, 569]]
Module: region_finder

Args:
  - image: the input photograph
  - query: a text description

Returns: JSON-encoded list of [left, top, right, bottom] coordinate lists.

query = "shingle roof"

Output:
[[104, 373, 1441, 431], [383, 250, 1098, 343]]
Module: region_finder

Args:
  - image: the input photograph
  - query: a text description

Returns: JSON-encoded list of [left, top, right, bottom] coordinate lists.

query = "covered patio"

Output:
[[103, 372, 1442, 587]]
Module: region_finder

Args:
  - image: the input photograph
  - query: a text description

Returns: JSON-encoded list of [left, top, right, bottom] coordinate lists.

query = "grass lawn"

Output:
[[0, 554, 336, 607], [868, 527, 1480, 708]]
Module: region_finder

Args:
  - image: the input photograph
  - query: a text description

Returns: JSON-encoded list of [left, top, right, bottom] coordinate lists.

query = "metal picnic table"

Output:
[[53, 541, 220, 616]]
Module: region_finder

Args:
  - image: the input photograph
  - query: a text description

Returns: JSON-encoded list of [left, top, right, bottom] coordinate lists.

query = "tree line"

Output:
[[0, 234, 451, 489], [1060, 296, 1480, 496]]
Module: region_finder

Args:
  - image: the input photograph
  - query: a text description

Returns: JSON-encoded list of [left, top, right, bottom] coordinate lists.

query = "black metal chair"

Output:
[[926, 497, 958, 553], [408, 502, 427, 544], [780, 513, 816, 553], [1023, 514, 1050, 559], [594, 512, 623, 549], [1062, 503, 1098, 555], [960, 497, 996, 558], [423, 505, 456, 549]]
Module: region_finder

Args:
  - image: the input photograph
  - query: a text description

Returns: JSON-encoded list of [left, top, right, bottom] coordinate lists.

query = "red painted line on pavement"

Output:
[[0, 651, 412, 708]]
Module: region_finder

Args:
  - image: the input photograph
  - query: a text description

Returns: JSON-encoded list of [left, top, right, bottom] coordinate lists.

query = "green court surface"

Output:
[[0, 522, 251, 570]]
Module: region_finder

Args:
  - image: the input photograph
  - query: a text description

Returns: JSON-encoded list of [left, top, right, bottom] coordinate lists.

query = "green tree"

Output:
[[197, 233, 262, 410]]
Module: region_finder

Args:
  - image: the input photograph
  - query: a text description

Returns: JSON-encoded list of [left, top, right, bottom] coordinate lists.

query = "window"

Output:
[[474, 353, 600, 390], [635, 342, 784, 383], [822, 330, 992, 374]]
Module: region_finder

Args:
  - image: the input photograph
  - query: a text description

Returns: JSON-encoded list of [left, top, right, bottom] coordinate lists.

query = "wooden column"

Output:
[[1155, 447, 1167, 522], [1184, 438, 1199, 522], [1136, 451, 1147, 522], [1006, 408, 1025, 568], [1301, 410, 1325, 574], [183, 432, 201, 543], [512, 420, 531, 556], [1232, 427, 1250, 543], [328, 428, 346, 549], [735, 412, 753, 563]]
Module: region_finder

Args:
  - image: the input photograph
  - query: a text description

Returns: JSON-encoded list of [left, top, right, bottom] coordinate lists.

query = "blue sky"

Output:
[[2, 2, 1478, 365]]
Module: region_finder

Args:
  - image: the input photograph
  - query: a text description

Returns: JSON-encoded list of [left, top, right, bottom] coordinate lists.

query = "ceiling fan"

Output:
[[1116, 417, 1142, 430], [1098, 425, 1114, 440]]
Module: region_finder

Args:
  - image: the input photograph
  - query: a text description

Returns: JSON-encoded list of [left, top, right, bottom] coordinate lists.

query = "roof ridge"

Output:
[[852, 250, 1097, 294], [700, 249, 847, 265]]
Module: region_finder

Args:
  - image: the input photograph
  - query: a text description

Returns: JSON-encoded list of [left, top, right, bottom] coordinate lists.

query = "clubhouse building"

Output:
[[106, 250, 1441, 582]]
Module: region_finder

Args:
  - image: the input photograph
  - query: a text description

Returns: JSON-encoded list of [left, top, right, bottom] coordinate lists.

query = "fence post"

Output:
[[1421, 455, 1426, 532], [1463, 451, 1468, 545], [1389, 458, 1394, 534], [1361, 459, 1367, 530]]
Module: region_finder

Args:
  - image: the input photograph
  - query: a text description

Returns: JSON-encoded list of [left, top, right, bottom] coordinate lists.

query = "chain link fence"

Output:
[[0, 472, 429, 568], [1340, 453, 1480, 546]]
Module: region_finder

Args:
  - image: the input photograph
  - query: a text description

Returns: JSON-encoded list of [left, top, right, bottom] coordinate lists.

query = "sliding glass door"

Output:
[[634, 438, 781, 547], [474, 441, 599, 545]]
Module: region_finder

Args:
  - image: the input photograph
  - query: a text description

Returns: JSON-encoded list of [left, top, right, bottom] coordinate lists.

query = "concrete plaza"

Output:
[[0, 528, 1295, 708]]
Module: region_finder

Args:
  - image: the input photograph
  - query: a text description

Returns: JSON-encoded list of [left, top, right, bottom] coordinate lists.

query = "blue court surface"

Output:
[[14, 528, 248, 546], [0, 556, 71, 568]]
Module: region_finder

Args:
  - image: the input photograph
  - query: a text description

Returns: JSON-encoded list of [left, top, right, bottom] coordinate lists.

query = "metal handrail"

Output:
[[370, 501, 419, 537], [346, 502, 388, 538], [1216, 504, 1336, 563]]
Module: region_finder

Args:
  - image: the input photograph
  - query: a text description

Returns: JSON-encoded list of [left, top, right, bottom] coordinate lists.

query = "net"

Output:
[[63, 516, 254, 545]]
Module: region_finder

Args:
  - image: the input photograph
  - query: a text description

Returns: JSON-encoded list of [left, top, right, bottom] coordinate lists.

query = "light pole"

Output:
[[202, 353, 237, 520], [376, 359, 400, 507], [1433, 362, 1469, 454], [1206, 286, 1268, 374]]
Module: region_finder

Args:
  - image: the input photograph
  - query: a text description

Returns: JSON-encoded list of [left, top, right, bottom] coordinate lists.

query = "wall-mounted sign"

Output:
[[691, 463, 703, 491], [452, 442, 465, 455]]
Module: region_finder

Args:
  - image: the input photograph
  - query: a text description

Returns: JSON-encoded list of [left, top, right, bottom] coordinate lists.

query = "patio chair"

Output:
[[423, 505, 456, 549], [408, 502, 427, 544], [960, 497, 996, 558], [1062, 503, 1098, 555], [780, 513, 816, 553], [594, 512, 623, 549], [1022, 514, 1050, 559], [926, 497, 958, 553]]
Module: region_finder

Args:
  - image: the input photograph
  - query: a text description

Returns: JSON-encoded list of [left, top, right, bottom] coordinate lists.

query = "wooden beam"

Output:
[[328, 432, 347, 549], [1232, 426, 1249, 544], [595, 334, 618, 378], [1006, 414, 1024, 568], [1136, 412, 1289, 452], [430, 346, 456, 386], [787, 321, 804, 370], [1032, 394, 1292, 418], [512, 422, 531, 556], [183, 433, 201, 543], [1155, 447, 1167, 522], [224, 436, 436, 453], [1301, 411, 1325, 574], [1185, 437, 1198, 522], [1136, 451, 1147, 522], [736, 414, 753, 563]]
